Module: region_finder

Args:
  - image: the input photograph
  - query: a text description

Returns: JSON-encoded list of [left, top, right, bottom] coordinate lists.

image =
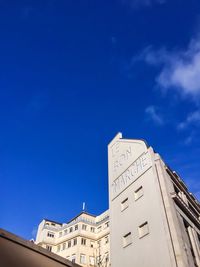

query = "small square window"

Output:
[[46, 245, 52, 251], [97, 239, 101, 246], [82, 224, 87, 230], [105, 236, 109, 244], [121, 198, 128, 211], [62, 243, 66, 250], [71, 254, 76, 263], [105, 222, 109, 228], [64, 229, 68, 235], [96, 256, 101, 264], [89, 256, 95, 265], [81, 238, 86, 246], [47, 232, 54, 238], [68, 240, 71, 248], [138, 221, 149, 238], [134, 186, 143, 201], [123, 232, 132, 247], [80, 254, 86, 264], [97, 226, 102, 233], [73, 238, 77, 246], [105, 253, 109, 262]]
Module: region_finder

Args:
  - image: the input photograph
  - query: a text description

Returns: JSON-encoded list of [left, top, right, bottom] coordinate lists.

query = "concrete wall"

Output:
[[108, 133, 176, 267]]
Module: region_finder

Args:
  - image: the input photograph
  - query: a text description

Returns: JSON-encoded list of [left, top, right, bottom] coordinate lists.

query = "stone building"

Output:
[[36, 133, 200, 267], [35, 210, 110, 267]]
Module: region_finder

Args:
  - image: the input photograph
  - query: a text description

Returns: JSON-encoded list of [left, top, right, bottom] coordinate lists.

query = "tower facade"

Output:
[[108, 133, 200, 267]]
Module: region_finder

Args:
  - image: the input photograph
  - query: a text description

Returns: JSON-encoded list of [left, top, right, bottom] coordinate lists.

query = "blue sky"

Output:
[[1, 0, 200, 240]]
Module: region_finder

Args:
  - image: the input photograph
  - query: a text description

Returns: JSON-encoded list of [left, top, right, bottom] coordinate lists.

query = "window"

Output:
[[90, 227, 95, 232], [123, 232, 132, 247], [57, 245, 61, 252], [105, 222, 109, 228], [81, 238, 86, 246], [90, 241, 94, 248], [64, 229, 68, 235], [97, 256, 101, 264], [59, 232, 62, 237], [105, 253, 109, 262], [134, 186, 143, 201], [46, 245, 52, 251], [71, 254, 76, 263], [138, 221, 149, 238], [73, 238, 77, 246], [69, 227, 73, 233], [97, 239, 101, 246], [80, 254, 86, 264], [82, 224, 87, 230], [47, 232, 54, 238], [97, 226, 102, 233], [89, 256, 95, 265], [51, 223, 55, 226], [62, 243, 66, 250], [68, 240, 71, 248], [105, 236, 109, 244], [121, 198, 128, 211], [75, 224, 78, 230]]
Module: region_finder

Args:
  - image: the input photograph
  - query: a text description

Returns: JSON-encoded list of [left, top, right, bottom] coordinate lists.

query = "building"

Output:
[[35, 210, 110, 267], [0, 228, 80, 267], [108, 133, 200, 267], [36, 133, 200, 267]]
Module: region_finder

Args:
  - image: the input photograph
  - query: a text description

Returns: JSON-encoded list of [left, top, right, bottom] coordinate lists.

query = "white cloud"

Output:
[[121, 0, 165, 9], [178, 110, 200, 130], [145, 105, 164, 125], [184, 133, 194, 146], [138, 37, 200, 97]]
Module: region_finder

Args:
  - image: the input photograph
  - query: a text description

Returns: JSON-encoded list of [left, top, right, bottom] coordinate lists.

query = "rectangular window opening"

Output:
[[138, 221, 149, 238], [123, 232, 132, 247], [80, 254, 86, 264], [121, 198, 129, 211], [134, 186, 143, 201]]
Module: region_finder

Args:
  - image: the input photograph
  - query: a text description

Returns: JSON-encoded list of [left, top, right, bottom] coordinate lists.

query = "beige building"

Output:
[[36, 133, 200, 267], [35, 210, 110, 267]]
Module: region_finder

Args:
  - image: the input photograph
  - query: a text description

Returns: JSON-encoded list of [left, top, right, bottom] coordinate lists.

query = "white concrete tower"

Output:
[[108, 133, 200, 267]]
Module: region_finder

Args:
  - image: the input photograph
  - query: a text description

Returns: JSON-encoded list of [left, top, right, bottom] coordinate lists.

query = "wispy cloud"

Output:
[[135, 37, 200, 98], [184, 132, 195, 146], [145, 105, 164, 125], [178, 110, 200, 130], [120, 0, 165, 9]]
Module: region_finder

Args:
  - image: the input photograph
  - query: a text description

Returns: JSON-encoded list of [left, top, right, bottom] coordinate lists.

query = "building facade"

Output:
[[108, 133, 200, 267], [36, 133, 200, 267], [35, 210, 110, 267]]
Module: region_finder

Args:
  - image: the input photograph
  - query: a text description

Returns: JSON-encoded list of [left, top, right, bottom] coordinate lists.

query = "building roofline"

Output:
[[43, 219, 62, 226], [108, 132, 149, 148], [66, 211, 96, 224]]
